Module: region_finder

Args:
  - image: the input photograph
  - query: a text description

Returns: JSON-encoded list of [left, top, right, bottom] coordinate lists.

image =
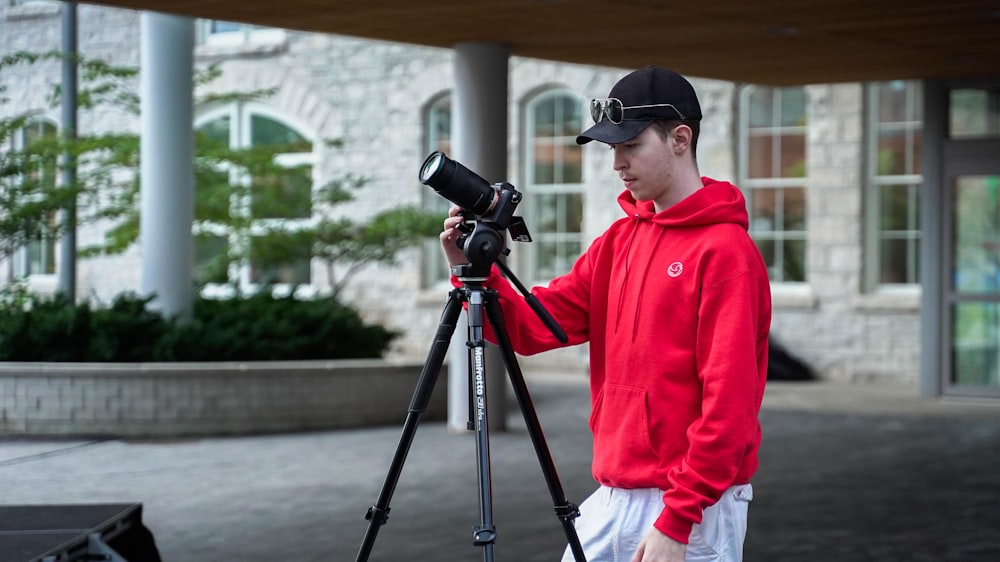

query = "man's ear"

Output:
[[671, 124, 692, 154]]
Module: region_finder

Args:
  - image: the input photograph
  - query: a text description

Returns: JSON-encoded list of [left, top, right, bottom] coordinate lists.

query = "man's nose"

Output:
[[612, 150, 626, 171]]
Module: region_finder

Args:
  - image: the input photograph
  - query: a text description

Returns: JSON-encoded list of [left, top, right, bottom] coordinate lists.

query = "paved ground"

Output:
[[3, 375, 1000, 561]]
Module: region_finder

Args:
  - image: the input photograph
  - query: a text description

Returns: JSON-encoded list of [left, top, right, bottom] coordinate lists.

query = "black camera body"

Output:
[[475, 181, 521, 231], [419, 152, 531, 273]]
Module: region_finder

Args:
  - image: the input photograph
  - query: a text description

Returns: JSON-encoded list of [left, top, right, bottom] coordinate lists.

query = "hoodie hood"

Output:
[[617, 177, 750, 230]]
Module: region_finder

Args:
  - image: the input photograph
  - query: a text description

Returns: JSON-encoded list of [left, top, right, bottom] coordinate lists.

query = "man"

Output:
[[440, 66, 771, 562]]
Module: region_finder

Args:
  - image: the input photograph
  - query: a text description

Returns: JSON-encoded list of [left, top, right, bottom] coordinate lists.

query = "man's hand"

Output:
[[439, 205, 468, 270], [631, 527, 686, 562]]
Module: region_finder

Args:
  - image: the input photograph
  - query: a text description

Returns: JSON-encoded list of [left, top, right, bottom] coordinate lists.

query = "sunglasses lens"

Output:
[[590, 99, 604, 123], [590, 99, 627, 124], [606, 99, 624, 124]]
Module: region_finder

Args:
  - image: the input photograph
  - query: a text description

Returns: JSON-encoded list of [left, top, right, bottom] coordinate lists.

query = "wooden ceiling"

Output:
[[86, 0, 1000, 85]]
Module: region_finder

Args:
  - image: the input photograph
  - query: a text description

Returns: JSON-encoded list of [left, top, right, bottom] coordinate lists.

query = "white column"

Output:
[[140, 13, 194, 321], [448, 42, 510, 432], [920, 80, 947, 397], [58, 2, 78, 300]]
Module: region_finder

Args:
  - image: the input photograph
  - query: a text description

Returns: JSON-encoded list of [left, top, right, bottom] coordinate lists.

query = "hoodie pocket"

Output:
[[590, 384, 660, 481]]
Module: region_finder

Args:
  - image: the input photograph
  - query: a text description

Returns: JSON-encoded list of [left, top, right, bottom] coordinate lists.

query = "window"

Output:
[[523, 91, 585, 281], [420, 93, 452, 288], [950, 87, 1000, 139], [865, 81, 922, 287], [194, 105, 313, 290], [8, 119, 58, 277], [740, 86, 808, 283], [196, 20, 286, 48]]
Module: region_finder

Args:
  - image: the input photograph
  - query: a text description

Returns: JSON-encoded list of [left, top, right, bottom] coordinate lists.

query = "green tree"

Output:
[[0, 51, 137, 280], [307, 173, 445, 297], [2, 52, 443, 297]]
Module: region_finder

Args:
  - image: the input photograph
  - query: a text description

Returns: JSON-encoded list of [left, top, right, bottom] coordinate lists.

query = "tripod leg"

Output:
[[484, 297, 588, 562], [466, 289, 497, 562], [355, 292, 463, 562]]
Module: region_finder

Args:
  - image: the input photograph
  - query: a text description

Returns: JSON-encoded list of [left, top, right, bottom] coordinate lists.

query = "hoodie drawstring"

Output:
[[614, 215, 641, 335]]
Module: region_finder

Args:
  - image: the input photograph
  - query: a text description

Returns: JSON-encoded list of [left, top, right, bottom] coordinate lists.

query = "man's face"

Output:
[[609, 125, 677, 205]]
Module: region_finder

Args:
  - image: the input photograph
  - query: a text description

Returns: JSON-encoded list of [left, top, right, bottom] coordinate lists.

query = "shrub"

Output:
[[0, 291, 397, 362]]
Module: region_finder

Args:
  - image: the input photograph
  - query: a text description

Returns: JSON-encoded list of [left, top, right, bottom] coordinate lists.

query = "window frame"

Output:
[[738, 84, 809, 284], [520, 89, 586, 283], [196, 20, 286, 46], [193, 102, 316, 295], [8, 118, 59, 279], [863, 80, 923, 291], [419, 92, 453, 290]]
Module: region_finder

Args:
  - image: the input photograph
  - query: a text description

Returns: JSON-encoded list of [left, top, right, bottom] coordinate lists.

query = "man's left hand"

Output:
[[630, 527, 686, 562]]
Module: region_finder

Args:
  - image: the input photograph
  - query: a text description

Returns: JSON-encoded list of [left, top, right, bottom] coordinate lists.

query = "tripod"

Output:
[[356, 259, 587, 562]]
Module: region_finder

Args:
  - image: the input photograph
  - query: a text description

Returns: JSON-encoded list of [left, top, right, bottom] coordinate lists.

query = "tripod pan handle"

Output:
[[525, 293, 568, 343]]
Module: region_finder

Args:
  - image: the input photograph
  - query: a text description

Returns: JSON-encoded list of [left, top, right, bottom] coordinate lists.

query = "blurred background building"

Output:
[[2, 0, 999, 400]]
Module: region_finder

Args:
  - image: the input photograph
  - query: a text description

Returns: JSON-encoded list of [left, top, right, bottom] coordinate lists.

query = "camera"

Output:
[[419, 151, 531, 269], [419, 151, 523, 229]]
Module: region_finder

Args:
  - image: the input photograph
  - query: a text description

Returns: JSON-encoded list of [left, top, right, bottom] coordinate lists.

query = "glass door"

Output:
[[949, 174, 1000, 391], [943, 84, 1000, 395]]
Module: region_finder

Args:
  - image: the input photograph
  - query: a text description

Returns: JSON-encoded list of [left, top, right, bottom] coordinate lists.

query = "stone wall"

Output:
[[0, 2, 927, 385], [769, 84, 921, 382], [0, 361, 447, 437]]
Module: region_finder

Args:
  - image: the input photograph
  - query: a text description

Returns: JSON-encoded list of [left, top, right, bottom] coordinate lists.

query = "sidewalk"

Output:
[[2, 377, 1000, 561]]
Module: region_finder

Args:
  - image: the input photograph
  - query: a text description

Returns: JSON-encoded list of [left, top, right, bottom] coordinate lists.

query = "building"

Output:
[[2, 0, 999, 399]]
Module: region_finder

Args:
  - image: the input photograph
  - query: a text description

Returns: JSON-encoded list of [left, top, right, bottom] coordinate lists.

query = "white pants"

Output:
[[560, 484, 753, 562]]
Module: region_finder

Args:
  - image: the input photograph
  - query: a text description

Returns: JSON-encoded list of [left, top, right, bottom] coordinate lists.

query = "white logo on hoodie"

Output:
[[667, 262, 684, 278]]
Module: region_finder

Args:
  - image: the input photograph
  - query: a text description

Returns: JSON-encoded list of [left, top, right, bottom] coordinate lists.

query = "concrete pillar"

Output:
[[58, 2, 77, 300], [448, 42, 510, 432], [920, 80, 947, 397], [139, 13, 194, 321]]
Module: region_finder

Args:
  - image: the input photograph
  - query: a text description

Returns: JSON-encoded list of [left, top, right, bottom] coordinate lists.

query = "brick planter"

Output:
[[0, 360, 447, 437]]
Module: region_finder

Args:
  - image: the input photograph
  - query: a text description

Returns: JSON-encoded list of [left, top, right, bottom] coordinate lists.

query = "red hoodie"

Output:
[[462, 178, 771, 543]]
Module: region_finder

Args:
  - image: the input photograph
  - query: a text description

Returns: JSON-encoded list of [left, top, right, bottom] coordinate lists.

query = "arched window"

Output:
[[420, 93, 452, 288], [522, 90, 585, 281], [8, 119, 59, 277], [194, 104, 314, 290], [739, 85, 808, 283]]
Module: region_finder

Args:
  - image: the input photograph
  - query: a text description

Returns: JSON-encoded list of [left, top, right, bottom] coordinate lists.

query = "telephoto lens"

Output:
[[419, 151, 499, 217]]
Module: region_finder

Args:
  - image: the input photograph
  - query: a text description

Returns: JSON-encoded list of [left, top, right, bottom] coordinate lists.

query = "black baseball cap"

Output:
[[576, 66, 702, 145]]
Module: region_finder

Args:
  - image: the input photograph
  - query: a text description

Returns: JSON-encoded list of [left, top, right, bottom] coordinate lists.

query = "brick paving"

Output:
[[2, 377, 1000, 561]]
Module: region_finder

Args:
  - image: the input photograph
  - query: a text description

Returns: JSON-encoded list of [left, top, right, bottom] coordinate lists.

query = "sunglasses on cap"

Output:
[[590, 98, 687, 124]]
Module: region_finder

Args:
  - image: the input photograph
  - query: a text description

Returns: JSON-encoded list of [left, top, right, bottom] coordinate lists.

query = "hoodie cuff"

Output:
[[654, 509, 693, 545]]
